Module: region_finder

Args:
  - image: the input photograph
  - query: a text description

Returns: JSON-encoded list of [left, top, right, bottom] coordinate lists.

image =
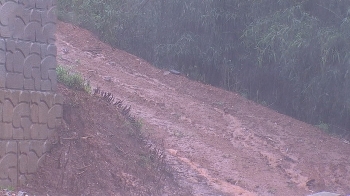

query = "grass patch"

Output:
[[56, 65, 91, 92], [0, 186, 14, 191], [316, 122, 329, 132]]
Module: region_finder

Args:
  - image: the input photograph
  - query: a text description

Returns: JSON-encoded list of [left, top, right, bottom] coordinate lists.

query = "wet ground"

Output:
[[54, 21, 350, 196]]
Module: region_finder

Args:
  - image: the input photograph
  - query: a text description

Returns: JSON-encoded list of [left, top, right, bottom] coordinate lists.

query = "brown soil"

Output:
[[23, 84, 190, 196], [26, 21, 350, 195]]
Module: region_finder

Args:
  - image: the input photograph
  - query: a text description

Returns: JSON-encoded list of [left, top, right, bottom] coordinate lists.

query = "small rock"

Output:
[[62, 48, 69, 54], [103, 76, 112, 82], [163, 71, 170, 76], [88, 70, 97, 74], [308, 192, 340, 196], [108, 61, 116, 66], [169, 69, 181, 75], [17, 191, 28, 196], [306, 179, 316, 187]]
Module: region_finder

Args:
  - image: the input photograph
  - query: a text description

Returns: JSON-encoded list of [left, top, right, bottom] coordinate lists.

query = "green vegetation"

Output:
[[0, 186, 14, 192], [56, 65, 91, 92], [57, 0, 350, 133], [316, 122, 330, 132]]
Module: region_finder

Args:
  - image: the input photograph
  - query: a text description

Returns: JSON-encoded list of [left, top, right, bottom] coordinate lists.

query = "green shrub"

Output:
[[56, 65, 91, 92], [316, 123, 330, 132]]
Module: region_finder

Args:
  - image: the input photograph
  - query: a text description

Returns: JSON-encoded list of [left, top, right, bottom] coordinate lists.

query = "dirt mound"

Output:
[[23, 84, 190, 196]]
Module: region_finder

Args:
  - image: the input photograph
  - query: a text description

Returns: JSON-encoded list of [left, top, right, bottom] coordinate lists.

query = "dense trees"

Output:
[[58, 0, 350, 134]]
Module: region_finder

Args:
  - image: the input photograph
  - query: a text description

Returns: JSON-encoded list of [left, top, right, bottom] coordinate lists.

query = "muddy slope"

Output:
[[55, 21, 350, 196]]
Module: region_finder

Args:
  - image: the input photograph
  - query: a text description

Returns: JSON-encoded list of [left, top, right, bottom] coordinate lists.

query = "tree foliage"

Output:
[[57, 0, 350, 132]]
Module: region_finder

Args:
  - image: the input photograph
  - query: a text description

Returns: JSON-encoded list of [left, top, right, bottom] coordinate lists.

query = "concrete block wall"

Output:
[[0, 0, 62, 187]]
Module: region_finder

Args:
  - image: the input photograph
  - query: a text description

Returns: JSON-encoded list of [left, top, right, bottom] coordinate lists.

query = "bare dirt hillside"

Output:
[[24, 84, 190, 196], [53, 21, 350, 196]]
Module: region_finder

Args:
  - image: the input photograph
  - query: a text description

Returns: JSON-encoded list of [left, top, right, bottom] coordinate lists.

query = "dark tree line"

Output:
[[58, 0, 350, 134]]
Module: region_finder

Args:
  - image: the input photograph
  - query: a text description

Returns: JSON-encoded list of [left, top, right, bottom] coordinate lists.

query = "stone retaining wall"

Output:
[[0, 0, 62, 187]]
